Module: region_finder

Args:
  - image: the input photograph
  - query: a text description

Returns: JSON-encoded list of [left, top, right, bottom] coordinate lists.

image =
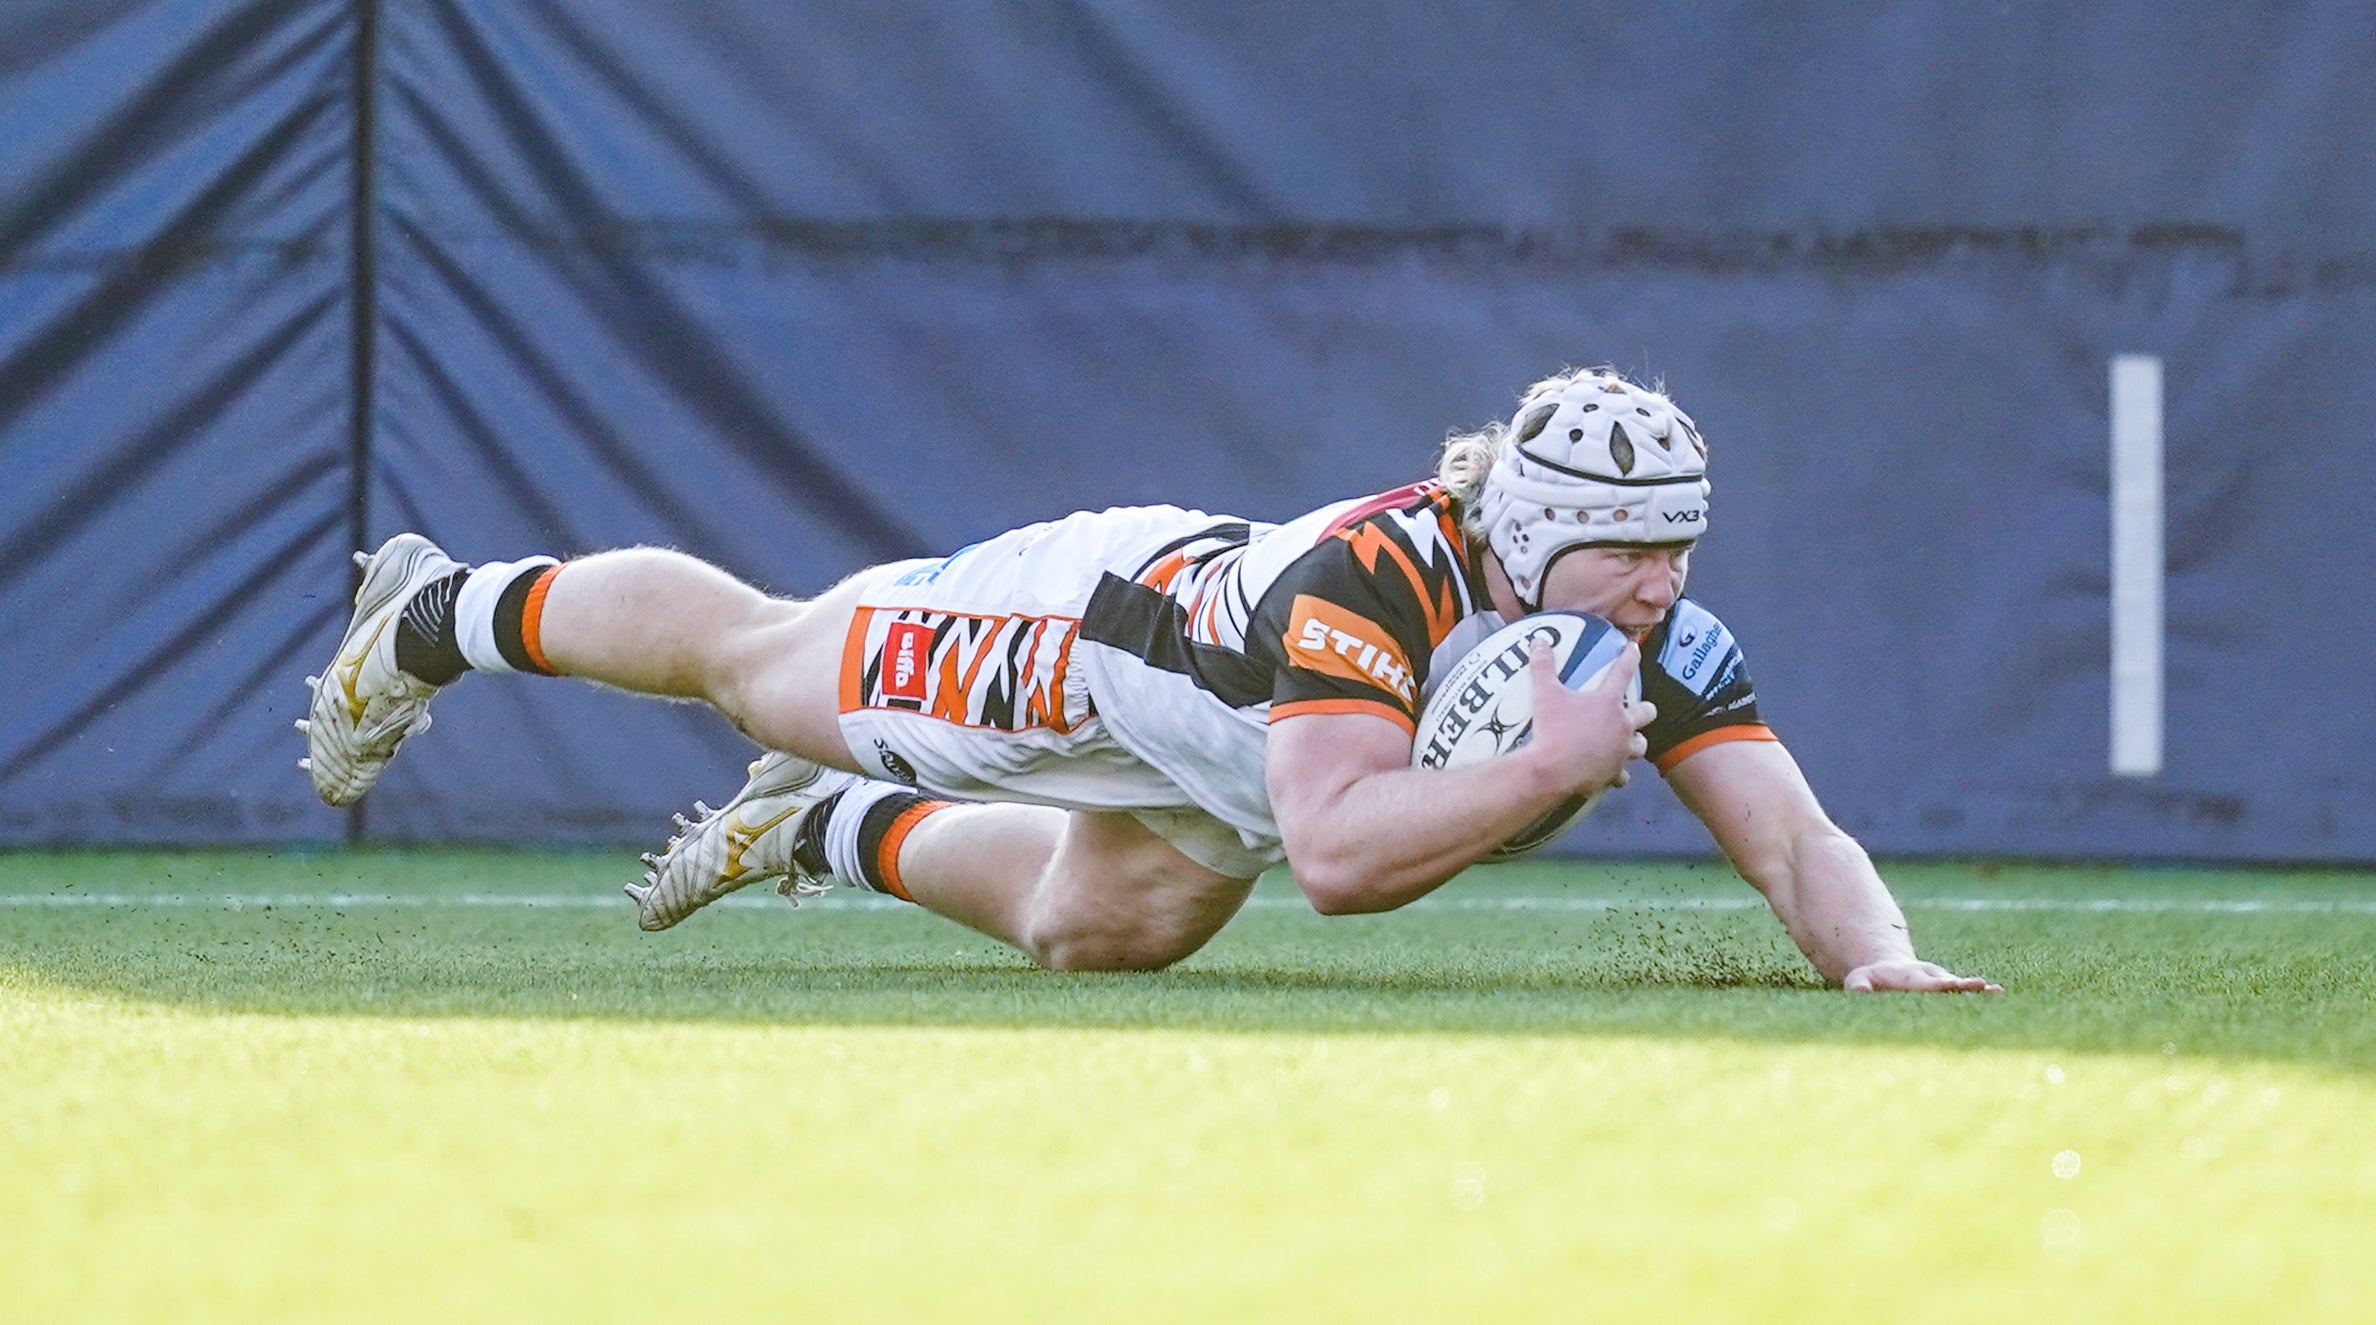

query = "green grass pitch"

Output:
[[4, 851, 2372, 1322]]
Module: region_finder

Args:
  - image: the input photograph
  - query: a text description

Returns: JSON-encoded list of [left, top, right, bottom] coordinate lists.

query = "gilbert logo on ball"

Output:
[[1412, 611, 1637, 860]]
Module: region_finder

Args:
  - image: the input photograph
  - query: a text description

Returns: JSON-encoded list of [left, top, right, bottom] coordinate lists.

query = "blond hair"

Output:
[[1436, 366, 1620, 537]]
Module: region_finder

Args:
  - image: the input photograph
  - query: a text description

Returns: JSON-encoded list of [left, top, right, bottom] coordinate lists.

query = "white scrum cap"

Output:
[[1475, 371, 1710, 607]]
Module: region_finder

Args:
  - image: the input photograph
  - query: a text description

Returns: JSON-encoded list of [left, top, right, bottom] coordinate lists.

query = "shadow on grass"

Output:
[[6, 874, 2374, 1074]]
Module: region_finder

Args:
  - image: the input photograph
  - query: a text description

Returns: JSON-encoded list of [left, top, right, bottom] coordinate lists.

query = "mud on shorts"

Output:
[[833, 509, 1277, 881]]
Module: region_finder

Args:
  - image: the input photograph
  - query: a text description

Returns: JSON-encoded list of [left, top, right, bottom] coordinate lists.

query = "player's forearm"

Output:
[[1751, 826, 1919, 985], [1287, 751, 1576, 914]]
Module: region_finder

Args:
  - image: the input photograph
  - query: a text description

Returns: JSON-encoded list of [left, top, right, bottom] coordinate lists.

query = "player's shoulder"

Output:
[[1252, 483, 1466, 587], [1234, 483, 1485, 684], [1645, 598, 1750, 699], [1256, 482, 1457, 557], [1316, 480, 1461, 535], [1277, 484, 1479, 629]]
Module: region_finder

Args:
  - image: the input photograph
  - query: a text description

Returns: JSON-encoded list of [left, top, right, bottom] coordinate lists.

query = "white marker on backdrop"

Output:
[[2110, 354, 2164, 776]]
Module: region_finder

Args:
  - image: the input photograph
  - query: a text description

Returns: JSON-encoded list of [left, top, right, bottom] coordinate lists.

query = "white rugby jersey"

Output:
[[1076, 482, 1775, 860]]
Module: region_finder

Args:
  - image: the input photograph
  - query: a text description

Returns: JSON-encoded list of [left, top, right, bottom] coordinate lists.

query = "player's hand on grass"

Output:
[[1526, 639, 1654, 792], [1842, 959, 2003, 994]]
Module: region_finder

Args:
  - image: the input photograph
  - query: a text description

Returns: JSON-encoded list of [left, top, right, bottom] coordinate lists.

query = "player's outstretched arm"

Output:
[[1268, 644, 1650, 914], [1665, 739, 2001, 993]]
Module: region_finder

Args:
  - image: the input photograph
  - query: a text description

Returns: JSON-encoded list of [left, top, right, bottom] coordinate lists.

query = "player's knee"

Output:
[[1023, 909, 1207, 972], [1023, 922, 1182, 972], [1020, 814, 1246, 972]]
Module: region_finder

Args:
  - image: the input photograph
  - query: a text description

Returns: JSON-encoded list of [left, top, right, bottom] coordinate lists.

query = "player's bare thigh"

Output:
[[529, 546, 878, 768], [698, 570, 880, 769], [1018, 809, 1260, 971]]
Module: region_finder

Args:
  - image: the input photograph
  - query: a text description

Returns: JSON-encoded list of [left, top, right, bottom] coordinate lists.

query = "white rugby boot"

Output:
[[297, 534, 463, 806], [627, 751, 861, 931]]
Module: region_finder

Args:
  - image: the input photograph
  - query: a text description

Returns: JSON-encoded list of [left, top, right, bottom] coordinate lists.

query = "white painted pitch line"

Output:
[[2110, 353, 2164, 777], [4, 893, 2374, 915]]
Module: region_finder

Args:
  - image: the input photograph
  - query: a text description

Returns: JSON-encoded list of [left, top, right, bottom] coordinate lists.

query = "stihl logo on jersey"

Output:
[[884, 623, 932, 700], [1284, 594, 1416, 703]]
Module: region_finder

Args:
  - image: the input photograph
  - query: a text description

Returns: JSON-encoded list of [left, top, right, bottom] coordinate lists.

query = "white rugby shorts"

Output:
[[834, 507, 1277, 880]]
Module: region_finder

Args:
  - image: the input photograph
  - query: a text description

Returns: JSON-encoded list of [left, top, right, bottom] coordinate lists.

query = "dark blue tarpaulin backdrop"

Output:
[[4, 1, 2371, 860]]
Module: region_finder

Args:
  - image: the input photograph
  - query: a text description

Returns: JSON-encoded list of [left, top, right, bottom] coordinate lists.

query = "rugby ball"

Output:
[[1412, 612, 1638, 860]]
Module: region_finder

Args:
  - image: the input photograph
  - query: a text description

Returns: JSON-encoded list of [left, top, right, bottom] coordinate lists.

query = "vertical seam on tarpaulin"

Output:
[[346, 0, 379, 846]]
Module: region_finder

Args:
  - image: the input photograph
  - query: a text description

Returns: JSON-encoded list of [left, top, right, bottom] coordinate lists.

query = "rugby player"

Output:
[[300, 368, 1997, 992]]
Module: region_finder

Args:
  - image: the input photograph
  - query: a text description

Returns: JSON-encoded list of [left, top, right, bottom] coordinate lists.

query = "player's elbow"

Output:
[[1290, 856, 1377, 915], [1302, 879, 1393, 916], [1292, 856, 1408, 915], [1278, 815, 1364, 913]]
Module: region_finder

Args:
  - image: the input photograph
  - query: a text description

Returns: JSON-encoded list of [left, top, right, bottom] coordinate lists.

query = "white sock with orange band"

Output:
[[454, 557, 562, 676], [792, 780, 955, 903], [394, 558, 561, 684]]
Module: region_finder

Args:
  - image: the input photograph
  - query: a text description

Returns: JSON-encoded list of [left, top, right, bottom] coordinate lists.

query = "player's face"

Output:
[[1539, 544, 1692, 638]]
